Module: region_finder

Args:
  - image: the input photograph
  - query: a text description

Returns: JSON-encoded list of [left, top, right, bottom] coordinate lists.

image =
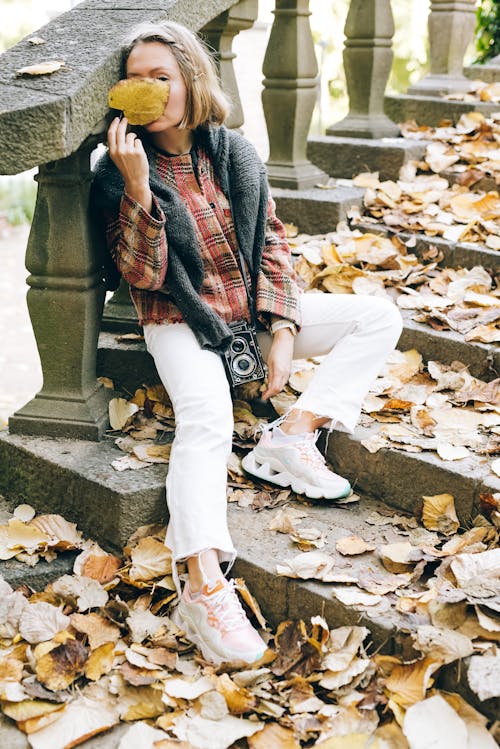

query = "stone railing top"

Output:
[[0, 0, 239, 175]]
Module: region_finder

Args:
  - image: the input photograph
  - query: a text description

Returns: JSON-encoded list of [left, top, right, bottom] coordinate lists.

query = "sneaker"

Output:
[[171, 577, 267, 665], [242, 429, 351, 500]]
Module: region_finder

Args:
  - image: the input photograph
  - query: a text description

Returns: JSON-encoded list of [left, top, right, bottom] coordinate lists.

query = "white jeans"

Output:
[[143, 292, 403, 576]]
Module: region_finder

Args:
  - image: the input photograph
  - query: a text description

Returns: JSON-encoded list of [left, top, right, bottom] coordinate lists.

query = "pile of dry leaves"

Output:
[[346, 110, 500, 252], [1, 500, 499, 749], [289, 222, 500, 344]]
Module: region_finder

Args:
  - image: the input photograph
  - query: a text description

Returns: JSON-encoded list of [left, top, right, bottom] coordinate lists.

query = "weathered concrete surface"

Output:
[[273, 185, 364, 235], [325, 423, 500, 522], [399, 313, 500, 382], [384, 93, 500, 127], [465, 62, 500, 83], [308, 135, 426, 181], [0, 431, 169, 549], [0, 0, 243, 173], [97, 331, 160, 393]]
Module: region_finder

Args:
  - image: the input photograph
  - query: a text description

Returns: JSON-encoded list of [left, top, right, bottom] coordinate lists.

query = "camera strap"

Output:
[[233, 240, 259, 330]]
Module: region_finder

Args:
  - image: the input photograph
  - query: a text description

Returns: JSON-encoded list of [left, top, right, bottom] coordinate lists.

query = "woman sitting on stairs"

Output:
[[92, 20, 403, 667]]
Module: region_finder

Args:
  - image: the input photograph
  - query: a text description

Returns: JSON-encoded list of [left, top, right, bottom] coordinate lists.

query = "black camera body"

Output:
[[222, 320, 265, 387]]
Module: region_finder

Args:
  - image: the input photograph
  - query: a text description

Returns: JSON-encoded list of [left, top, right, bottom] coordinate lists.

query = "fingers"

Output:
[[261, 369, 289, 400]]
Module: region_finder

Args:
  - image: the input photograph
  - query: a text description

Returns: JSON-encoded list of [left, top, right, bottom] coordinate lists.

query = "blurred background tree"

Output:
[[475, 0, 500, 62]]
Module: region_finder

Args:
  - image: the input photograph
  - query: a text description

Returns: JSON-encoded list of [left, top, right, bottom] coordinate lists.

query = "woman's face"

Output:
[[126, 41, 188, 132]]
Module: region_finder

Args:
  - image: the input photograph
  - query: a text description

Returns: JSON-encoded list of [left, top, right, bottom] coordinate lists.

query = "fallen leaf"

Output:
[[129, 537, 171, 581], [16, 60, 64, 76], [109, 398, 139, 430], [19, 602, 70, 644], [335, 535, 376, 556], [248, 722, 300, 748], [35, 638, 89, 691], [467, 652, 500, 700], [422, 493, 460, 535], [403, 694, 467, 749], [412, 625, 473, 664], [171, 708, 264, 749]]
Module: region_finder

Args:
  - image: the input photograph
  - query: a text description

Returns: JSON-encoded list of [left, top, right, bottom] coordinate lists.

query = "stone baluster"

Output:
[[202, 0, 258, 130], [409, 0, 476, 96], [262, 0, 327, 189], [9, 147, 110, 441], [327, 0, 399, 139]]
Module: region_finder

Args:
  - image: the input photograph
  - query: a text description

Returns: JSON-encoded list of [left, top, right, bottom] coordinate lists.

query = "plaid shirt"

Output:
[[105, 145, 301, 330]]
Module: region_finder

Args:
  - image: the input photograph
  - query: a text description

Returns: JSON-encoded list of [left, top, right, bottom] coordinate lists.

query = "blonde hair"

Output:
[[123, 21, 230, 129]]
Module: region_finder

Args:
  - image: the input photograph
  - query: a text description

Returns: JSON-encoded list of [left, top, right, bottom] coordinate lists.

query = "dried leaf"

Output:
[[83, 641, 115, 681], [422, 493, 459, 535], [129, 537, 171, 581], [403, 694, 467, 749], [171, 708, 263, 749], [70, 612, 120, 649], [248, 723, 300, 748], [19, 602, 70, 644], [35, 638, 89, 691], [412, 625, 473, 664], [335, 535, 376, 556], [467, 652, 500, 700], [50, 575, 108, 611], [109, 398, 139, 430], [16, 60, 64, 76]]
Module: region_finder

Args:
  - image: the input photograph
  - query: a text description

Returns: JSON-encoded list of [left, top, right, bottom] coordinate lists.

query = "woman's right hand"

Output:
[[107, 116, 152, 212]]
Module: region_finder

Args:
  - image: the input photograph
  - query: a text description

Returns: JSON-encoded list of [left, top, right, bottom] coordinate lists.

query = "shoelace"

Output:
[[205, 580, 248, 633], [295, 431, 333, 474]]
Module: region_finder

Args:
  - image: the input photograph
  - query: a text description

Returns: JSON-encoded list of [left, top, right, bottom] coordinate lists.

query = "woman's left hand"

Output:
[[260, 328, 295, 400]]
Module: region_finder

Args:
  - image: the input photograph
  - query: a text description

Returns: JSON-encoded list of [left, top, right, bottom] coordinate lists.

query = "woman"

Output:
[[93, 21, 403, 666]]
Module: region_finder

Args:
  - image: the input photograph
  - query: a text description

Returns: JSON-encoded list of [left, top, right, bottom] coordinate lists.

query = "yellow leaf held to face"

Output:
[[108, 77, 170, 125], [422, 493, 459, 535]]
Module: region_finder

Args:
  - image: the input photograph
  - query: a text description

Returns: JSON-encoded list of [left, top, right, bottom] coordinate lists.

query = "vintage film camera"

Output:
[[222, 320, 265, 387]]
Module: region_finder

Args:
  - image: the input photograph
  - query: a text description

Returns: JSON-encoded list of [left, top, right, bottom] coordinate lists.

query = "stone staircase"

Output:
[[1, 0, 500, 742], [2, 127, 499, 728]]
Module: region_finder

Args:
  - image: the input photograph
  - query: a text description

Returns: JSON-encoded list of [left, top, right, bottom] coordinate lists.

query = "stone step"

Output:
[[307, 135, 426, 182], [384, 93, 500, 127], [355, 221, 500, 272], [324, 422, 500, 522], [97, 301, 499, 399], [272, 184, 364, 235]]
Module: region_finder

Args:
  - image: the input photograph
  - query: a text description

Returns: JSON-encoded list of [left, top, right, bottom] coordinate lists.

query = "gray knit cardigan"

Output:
[[92, 125, 269, 354]]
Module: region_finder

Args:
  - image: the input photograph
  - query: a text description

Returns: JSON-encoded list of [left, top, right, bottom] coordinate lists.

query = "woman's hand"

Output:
[[260, 328, 295, 400], [107, 116, 152, 212]]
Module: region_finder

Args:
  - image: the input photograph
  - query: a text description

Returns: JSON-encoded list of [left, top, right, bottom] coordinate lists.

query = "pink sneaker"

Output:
[[242, 429, 351, 500], [171, 577, 267, 665]]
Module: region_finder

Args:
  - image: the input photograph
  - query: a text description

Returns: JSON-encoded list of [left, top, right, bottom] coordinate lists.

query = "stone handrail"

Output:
[[1, 0, 255, 441], [0, 0, 246, 176], [1, 0, 481, 441]]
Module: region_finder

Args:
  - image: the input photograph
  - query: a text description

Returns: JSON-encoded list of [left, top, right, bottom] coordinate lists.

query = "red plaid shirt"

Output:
[[105, 145, 302, 329]]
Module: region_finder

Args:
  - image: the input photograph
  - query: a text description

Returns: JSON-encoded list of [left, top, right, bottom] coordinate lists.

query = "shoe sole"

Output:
[[242, 450, 351, 500], [171, 603, 266, 667]]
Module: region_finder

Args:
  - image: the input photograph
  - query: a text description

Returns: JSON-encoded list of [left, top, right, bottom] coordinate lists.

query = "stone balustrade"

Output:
[[0, 0, 482, 440]]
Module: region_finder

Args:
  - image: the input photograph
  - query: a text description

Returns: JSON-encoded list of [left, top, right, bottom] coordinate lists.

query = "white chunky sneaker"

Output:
[[171, 577, 267, 666], [242, 429, 351, 500]]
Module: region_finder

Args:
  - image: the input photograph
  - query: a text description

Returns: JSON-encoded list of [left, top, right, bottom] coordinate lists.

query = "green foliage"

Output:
[[475, 0, 500, 63], [0, 175, 37, 226]]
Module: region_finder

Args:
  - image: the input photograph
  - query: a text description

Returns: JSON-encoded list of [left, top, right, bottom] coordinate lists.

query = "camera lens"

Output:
[[233, 353, 256, 376], [231, 337, 246, 354]]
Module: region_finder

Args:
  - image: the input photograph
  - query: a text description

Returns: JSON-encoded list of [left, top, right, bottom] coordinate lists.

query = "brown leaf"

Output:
[[216, 672, 257, 715], [84, 641, 115, 681], [70, 612, 120, 650], [422, 493, 460, 535], [271, 620, 322, 678], [35, 638, 89, 691], [248, 723, 300, 749]]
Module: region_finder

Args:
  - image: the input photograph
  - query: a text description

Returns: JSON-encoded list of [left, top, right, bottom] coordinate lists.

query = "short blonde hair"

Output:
[[123, 21, 230, 129]]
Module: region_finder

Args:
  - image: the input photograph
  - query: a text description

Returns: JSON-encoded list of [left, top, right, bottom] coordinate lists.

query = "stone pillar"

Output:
[[101, 279, 138, 333], [202, 0, 259, 130], [327, 0, 399, 139], [262, 0, 327, 189], [9, 148, 111, 441], [408, 0, 476, 96]]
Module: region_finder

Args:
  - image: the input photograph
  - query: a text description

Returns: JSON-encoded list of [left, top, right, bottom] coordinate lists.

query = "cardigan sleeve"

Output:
[[255, 196, 302, 329], [105, 192, 168, 291]]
